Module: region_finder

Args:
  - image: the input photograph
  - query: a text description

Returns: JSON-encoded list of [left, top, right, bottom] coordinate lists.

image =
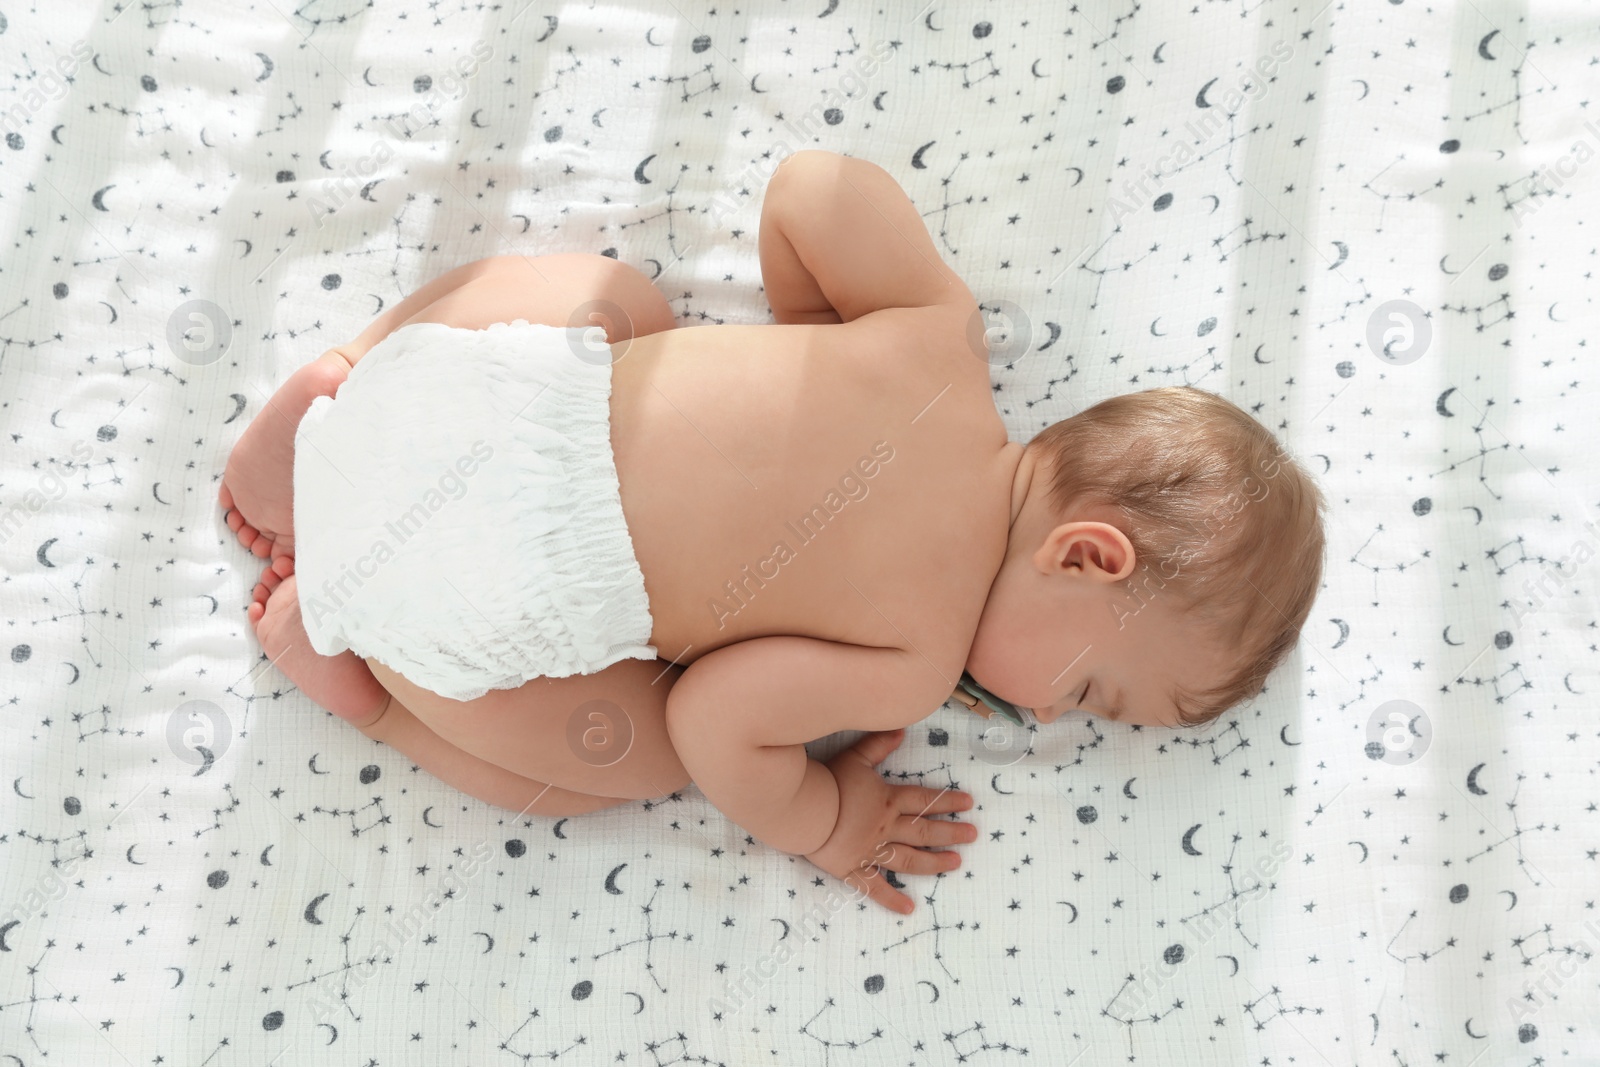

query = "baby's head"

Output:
[[968, 386, 1326, 729]]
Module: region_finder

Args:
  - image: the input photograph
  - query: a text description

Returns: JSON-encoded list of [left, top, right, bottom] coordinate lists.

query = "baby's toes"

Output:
[[251, 559, 291, 604]]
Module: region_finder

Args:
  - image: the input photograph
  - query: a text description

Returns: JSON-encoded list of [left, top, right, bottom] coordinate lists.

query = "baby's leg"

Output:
[[221, 253, 668, 558], [252, 251, 685, 802], [250, 560, 634, 816]]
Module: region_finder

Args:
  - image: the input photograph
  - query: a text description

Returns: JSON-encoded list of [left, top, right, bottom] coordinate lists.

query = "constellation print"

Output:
[[1242, 985, 1327, 1030], [1432, 392, 1515, 502], [1176, 831, 1279, 950], [1360, 154, 1444, 234], [943, 1020, 1031, 1062], [591, 883, 684, 994], [1349, 526, 1429, 607], [1460, 774, 1555, 886], [798, 997, 895, 1066]]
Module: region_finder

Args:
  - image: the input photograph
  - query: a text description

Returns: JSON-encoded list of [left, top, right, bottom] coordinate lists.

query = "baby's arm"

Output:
[[664, 636, 975, 912], [758, 149, 975, 324]]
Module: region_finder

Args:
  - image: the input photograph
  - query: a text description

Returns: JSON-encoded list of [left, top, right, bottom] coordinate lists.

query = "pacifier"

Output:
[[950, 671, 1036, 727]]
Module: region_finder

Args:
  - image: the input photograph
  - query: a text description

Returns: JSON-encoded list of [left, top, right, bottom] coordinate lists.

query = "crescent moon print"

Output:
[[1181, 824, 1203, 856], [1038, 322, 1061, 349], [1122, 777, 1138, 799], [818, 0, 838, 15], [535, 14, 558, 42], [304, 893, 329, 924], [604, 863, 627, 894], [1478, 30, 1500, 60], [1195, 77, 1218, 108], [0, 920, 17, 952], [912, 141, 936, 169], [634, 154, 656, 184]]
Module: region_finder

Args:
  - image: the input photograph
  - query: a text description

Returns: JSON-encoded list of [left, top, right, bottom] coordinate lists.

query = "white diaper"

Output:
[[292, 319, 658, 701]]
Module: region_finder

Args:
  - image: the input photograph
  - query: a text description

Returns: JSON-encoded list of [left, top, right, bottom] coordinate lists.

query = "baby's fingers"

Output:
[[899, 784, 973, 818], [841, 864, 915, 916], [874, 842, 962, 877], [897, 813, 980, 849]]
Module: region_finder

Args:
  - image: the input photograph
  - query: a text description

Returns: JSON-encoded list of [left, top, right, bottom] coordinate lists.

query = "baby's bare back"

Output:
[[611, 304, 1020, 680]]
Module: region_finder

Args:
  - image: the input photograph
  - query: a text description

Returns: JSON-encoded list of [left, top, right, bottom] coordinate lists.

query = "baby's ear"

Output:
[[1036, 522, 1136, 581]]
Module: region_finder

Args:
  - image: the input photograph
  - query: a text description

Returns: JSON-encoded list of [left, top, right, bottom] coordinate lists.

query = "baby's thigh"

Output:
[[398, 252, 677, 341], [365, 655, 690, 802]]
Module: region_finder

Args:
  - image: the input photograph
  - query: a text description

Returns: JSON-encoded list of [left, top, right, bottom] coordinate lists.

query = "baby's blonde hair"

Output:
[[1026, 386, 1326, 726]]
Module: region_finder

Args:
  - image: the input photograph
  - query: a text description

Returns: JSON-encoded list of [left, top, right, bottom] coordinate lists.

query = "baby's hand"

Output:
[[803, 729, 977, 915]]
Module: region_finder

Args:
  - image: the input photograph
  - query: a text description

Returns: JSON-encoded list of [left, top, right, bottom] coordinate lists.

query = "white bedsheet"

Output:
[[1, 1, 1595, 1063]]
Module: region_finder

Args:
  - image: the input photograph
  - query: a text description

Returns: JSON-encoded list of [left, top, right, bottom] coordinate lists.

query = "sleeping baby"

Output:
[[218, 149, 1326, 915]]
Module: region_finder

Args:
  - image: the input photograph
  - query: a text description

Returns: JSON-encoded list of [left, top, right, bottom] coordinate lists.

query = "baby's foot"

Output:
[[250, 556, 389, 727], [220, 352, 349, 559]]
